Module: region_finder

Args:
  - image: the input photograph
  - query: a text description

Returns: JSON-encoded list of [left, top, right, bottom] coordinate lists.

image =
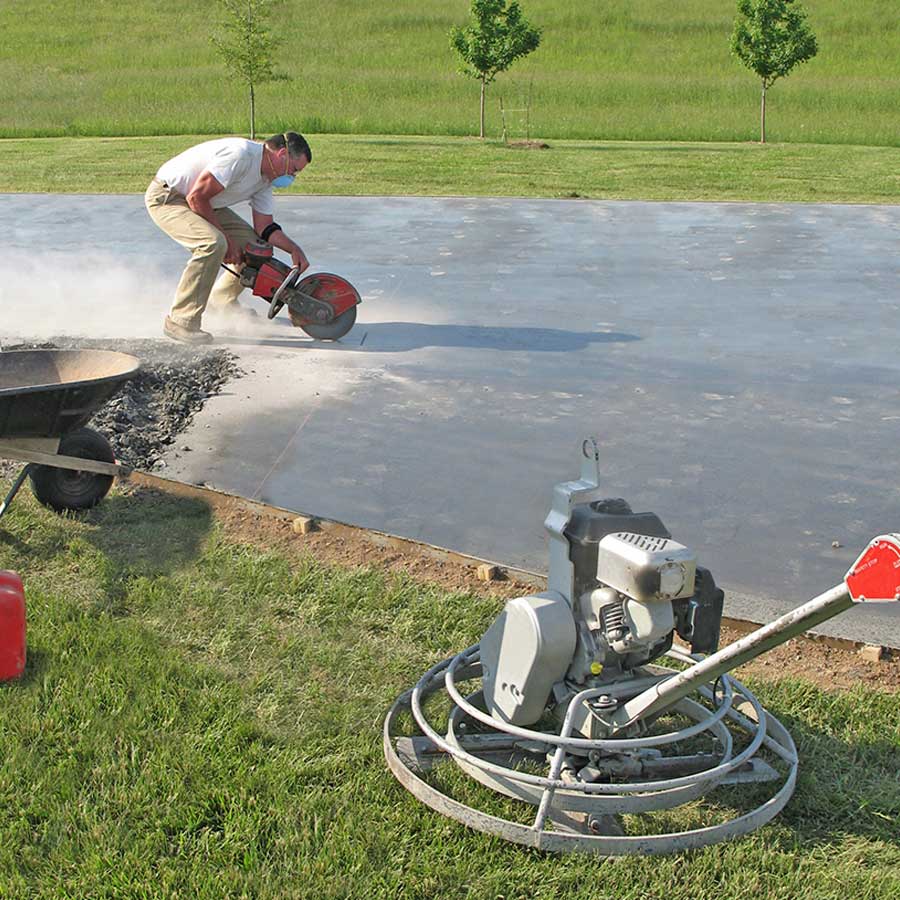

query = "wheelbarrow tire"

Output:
[[29, 427, 116, 512]]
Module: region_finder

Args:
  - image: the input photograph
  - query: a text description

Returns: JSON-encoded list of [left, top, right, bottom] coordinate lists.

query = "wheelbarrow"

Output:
[[0, 349, 141, 521]]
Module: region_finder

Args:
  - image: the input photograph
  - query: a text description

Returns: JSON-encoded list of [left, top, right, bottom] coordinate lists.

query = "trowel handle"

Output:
[[610, 533, 900, 733], [611, 583, 852, 732]]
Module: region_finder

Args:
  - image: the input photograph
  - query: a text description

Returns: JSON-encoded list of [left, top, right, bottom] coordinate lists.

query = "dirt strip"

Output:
[[128, 473, 900, 694]]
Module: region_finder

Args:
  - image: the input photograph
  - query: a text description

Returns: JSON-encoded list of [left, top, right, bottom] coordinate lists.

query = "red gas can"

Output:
[[0, 570, 26, 681]]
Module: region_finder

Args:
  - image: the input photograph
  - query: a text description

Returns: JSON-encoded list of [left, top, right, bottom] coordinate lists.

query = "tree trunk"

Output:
[[760, 81, 766, 144], [480, 77, 486, 139], [248, 0, 255, 139]]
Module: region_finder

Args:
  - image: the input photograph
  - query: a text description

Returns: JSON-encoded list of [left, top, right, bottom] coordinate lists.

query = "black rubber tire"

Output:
[[29, 427, 116, 512], [296, 305, 358, 341]]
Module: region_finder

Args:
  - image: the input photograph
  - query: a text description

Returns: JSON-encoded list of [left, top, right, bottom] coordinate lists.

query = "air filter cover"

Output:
[[597, 533, 697, 603]]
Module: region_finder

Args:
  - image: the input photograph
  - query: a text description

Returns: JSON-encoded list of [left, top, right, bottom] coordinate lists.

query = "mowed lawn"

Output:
[[1, 2, 898, 894], [1, 134, 899, 204], [0, 1, 897, 146], [0, 485, 898, 898]]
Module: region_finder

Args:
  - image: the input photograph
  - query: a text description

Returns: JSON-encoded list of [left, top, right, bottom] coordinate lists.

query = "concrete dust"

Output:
[[0, 252, 168, 341]]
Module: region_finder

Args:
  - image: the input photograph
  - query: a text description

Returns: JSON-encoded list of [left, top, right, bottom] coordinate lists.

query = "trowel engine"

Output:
[[481, 500, 723, 735], [238, 242, 361, 340]]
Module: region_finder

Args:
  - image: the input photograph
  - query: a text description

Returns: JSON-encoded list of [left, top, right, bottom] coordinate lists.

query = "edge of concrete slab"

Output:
[[128, 472, 899, 653], [129, 470, 548, 590]]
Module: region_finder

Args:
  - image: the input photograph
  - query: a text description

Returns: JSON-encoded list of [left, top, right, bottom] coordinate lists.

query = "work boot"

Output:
[[163, 316, 214, 344]]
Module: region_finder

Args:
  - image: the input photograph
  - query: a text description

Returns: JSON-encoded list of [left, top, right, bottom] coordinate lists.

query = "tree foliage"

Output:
[[731, 0, 818, 143], [450, 0, 541, 139], [211, 0, 288, 139]]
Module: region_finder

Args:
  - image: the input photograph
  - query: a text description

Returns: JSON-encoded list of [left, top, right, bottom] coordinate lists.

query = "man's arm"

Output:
[[186, 172, 242, 264], [253, 211, 310, 274]]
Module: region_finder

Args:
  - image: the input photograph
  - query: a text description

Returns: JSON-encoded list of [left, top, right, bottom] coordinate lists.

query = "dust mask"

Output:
[[272, 144, 294, 188]]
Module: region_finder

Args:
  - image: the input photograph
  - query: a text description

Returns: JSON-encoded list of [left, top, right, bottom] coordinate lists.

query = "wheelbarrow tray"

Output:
[[0, 350, 141, 439]]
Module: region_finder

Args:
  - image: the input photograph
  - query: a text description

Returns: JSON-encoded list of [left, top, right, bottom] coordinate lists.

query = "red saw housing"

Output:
[[238, 242, 361, 339]]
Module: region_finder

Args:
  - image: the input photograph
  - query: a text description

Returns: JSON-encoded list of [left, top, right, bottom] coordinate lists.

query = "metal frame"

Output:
[[385, 644, 798, 855], [544, 437, 605, 604]]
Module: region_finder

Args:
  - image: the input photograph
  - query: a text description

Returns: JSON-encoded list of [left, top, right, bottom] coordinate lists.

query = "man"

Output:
[[145, 132, 312, 344]]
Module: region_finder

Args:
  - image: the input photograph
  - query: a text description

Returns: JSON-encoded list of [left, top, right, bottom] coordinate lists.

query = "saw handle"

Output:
[[268, 266, 302, 320]]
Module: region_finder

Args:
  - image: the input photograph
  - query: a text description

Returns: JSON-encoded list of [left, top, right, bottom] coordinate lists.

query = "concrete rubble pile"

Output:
[[3, 340, 241, 472]]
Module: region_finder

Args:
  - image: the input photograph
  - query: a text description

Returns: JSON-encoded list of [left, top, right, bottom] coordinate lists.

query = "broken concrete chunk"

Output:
[[291, 516, 318, 535], [476, 564, 501, 582], [859, 644, 886, 663]]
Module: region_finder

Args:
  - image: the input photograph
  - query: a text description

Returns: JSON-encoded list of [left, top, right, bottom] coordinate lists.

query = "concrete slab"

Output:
[[2, 194, 899, 647]]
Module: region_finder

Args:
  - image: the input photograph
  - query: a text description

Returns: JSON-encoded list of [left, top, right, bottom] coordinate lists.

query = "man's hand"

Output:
[[291, 247, 310, 274], [225, 236, 243, 266]]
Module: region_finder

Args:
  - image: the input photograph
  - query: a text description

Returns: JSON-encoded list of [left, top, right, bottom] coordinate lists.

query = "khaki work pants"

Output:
[[144, 179, 257, 327]]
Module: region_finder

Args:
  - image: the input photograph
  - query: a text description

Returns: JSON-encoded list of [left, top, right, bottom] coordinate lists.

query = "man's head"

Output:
[[264, 132, 311, 183]]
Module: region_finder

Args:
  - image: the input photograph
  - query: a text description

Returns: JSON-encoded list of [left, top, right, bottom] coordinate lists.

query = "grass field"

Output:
[[1, 1, 897, 145], [1, 484, 898, 898], [1, 134, 899, 203]]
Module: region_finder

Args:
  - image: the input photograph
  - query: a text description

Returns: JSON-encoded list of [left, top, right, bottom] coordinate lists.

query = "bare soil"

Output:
[[129, 477, 900, 695], [506, 140, 551, 150]]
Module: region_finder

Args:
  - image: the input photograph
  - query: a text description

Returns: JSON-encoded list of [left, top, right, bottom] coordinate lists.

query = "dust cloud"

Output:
[[0, 252, 327, 348], [0, 252, 174, 342]]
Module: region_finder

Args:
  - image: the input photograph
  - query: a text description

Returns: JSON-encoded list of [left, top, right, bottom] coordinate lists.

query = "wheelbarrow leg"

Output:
[[0, 465, 33, 522]]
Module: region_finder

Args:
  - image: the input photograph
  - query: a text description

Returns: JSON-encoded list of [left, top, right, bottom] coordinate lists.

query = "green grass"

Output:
[[1, 484, 898, 898], [1, 1, 897, 145], [1, 134, 899, 203]]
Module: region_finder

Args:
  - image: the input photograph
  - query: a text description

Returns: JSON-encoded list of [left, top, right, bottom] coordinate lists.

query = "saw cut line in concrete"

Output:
[[251, 403, 320, 502], [1, 194, 898, 648]]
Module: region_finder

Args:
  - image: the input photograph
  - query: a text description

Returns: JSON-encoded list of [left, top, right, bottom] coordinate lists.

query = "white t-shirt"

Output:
[[156, 138, 274, 215]]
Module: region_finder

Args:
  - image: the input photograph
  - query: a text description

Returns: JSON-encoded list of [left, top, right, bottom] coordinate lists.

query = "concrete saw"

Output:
[[237, 242, 361, 340]]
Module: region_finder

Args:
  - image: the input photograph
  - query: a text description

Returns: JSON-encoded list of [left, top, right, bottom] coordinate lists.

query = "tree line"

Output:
[[212, 0, 818, 145]]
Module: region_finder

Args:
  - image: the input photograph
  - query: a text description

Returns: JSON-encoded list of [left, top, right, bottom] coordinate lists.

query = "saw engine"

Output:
[[384, 438, 899, 855], [239, 242, 361, 340]]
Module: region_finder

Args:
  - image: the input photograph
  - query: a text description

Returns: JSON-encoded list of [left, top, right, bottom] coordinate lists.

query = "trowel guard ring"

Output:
[[384, 644, 799, 856]]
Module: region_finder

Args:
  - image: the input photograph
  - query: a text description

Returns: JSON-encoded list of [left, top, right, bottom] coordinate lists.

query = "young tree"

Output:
[[731, 0, 818, 143], [211, 0, 288, 139], [450, 0, 541, 139]]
